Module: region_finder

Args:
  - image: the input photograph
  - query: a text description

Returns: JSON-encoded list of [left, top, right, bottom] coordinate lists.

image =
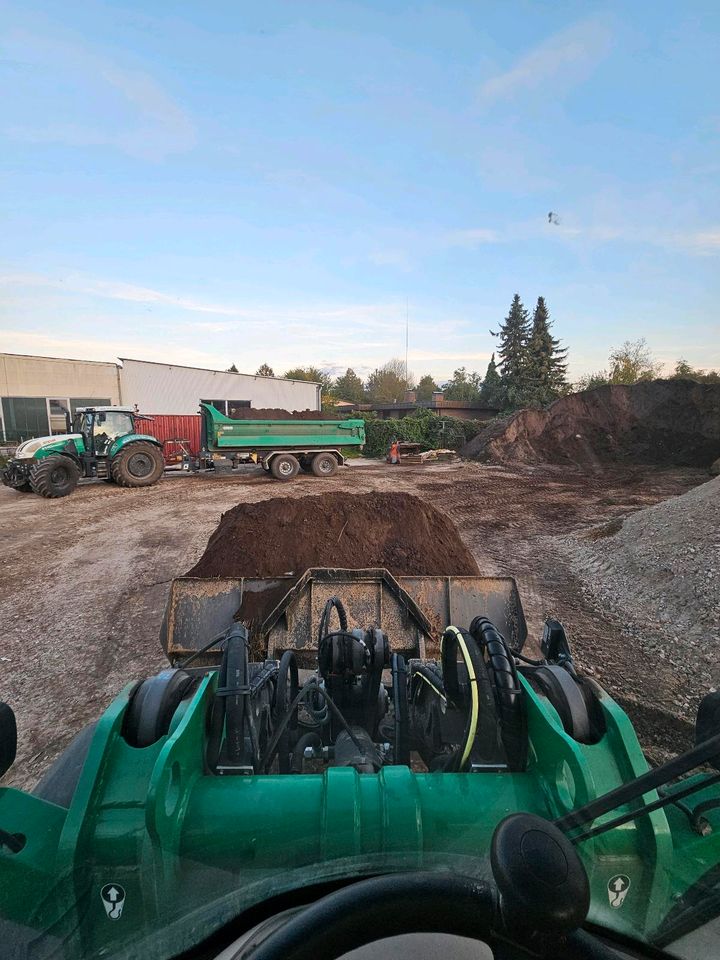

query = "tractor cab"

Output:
[[73, 407, 136, 457]]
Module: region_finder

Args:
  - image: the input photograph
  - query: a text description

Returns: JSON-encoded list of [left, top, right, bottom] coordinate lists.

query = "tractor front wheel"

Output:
[[29, 456, 81, 498], [110, 442, 165, 488]]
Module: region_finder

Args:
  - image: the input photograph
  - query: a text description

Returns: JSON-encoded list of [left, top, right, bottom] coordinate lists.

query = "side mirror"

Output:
[[541, 618, 572, 663], [696, 692, 720, 770], [0, 702, 17, 779]]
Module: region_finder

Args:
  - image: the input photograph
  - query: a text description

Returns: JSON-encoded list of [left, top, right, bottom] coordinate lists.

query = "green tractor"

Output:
[[1, 406, 165, 498]]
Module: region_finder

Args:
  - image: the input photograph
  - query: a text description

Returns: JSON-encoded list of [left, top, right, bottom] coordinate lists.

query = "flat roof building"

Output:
[[0, 353, 320, 442]]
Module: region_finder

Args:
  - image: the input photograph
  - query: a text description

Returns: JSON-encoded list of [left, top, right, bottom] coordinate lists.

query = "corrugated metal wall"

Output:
[[120, 358, 320, 415], [141, 414, 202, 456]]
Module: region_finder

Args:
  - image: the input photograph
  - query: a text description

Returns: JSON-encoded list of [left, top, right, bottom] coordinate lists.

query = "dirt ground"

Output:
[[0, 460, 708, 790]]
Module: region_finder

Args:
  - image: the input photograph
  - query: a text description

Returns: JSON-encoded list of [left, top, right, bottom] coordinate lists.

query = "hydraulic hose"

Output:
[[441, 626, 480, 771], [317, 596, 348, 647]]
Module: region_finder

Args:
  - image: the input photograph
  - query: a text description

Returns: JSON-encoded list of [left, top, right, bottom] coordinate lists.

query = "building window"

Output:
[[200, 399, 251, 417], [1, 397, 50, 442], [227, 399, 251, 417], [201, 399, 228, 415]]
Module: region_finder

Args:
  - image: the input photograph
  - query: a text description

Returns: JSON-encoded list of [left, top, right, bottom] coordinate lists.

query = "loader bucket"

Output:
[[161, 568, 527, 667]]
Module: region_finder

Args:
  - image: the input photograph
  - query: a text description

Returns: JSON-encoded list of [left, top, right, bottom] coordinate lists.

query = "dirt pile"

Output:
[[186, 492, 479, 622], [461, 380, 720, 468], [230, 408, 342, 420]]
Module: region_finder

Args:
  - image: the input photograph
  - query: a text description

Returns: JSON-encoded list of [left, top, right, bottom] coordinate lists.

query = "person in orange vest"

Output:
[[389, 439, 400, 465]]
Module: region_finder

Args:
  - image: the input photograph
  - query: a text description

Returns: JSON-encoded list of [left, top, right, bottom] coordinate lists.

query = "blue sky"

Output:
[[1, 0, 719, 383]]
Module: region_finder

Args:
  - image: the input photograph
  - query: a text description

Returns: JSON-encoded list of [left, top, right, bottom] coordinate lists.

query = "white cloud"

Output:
[[479, 16, 612, 104]]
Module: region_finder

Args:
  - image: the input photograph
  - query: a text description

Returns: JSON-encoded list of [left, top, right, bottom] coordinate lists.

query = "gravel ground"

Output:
[[555, 476, 720, 726], [0, 460, 709, 789]]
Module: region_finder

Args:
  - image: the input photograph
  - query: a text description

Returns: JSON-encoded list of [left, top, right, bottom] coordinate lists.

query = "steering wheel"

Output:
[[243, 815, 619, 960]]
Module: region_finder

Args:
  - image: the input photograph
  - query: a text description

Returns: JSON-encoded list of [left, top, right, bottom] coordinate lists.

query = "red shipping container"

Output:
[[140, 414, 202, 460]]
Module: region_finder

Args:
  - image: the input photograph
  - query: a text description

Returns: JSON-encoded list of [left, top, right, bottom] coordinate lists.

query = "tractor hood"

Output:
[[14, 433, 83, 459]]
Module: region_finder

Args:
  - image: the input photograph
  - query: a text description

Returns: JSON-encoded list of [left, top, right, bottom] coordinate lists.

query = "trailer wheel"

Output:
[[29, 456, 81, 498], [311, 452, 338, 477], [270, 453, 300, 480], [111, 442, 165, 488]]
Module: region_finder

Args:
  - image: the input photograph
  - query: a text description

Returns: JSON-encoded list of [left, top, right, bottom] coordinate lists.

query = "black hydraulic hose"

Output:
[[317, 596, 347, 648], [179, 626, 239, 669], [291, 733, 323, 773], [275, 651, 299, 774], [260, 682, 363, 773]]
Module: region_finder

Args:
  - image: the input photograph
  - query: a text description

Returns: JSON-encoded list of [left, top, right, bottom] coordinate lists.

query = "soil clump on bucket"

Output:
[[186, 491, 479, 622]]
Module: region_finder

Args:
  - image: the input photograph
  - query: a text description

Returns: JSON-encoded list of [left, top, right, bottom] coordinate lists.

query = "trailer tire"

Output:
[[29, 456, 80, 498], [110, 441, 164, 488], [270, 453, 300, 480], [311, 452, 338, 477]]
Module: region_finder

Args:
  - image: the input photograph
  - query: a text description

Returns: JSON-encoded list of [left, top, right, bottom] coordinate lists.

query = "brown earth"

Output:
[[185, 492, 480, 625], [462, 380, 720, 468], [0, 461, 710, 790], [230, 408, 342, 420]]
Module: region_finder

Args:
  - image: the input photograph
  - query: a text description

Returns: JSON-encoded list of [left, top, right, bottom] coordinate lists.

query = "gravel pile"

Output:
[[557, 477, 720, 713]]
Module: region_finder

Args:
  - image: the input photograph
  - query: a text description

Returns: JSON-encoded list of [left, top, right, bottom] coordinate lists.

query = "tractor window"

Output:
[[93, 412, 133, 455]]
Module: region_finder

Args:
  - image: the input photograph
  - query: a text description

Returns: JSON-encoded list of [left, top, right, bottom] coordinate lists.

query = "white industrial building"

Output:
[[119, 358, 320, 416], [0, 353, 320, 442]]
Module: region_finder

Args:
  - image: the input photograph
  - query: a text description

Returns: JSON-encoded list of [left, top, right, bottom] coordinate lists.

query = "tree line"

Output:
[[242, 295, 717, 413], [249, 294, 570, 412]]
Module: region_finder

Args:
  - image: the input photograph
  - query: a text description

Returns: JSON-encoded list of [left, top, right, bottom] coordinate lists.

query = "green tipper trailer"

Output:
[[198, 402, 365, 479]]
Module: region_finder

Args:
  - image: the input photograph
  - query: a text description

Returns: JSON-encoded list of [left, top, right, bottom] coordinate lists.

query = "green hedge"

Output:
[[360, 410, 482, 458]]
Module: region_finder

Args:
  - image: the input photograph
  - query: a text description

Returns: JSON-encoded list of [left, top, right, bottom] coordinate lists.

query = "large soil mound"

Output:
[[461, 380, 720, 468], [186, 493, 479, 621]]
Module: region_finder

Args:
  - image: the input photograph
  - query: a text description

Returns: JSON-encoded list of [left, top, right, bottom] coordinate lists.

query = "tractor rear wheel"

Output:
[[29, 456, 80, 498], [311, 452, 338, 477], [110, 442, 164, 488], [270, 453, 300, 480]]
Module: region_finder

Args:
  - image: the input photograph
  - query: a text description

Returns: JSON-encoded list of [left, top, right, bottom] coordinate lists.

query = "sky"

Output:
[[1, 0, 719, 384]]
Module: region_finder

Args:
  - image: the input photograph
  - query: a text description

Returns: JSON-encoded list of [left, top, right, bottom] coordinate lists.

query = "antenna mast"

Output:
[[405, 297, 409, 383]]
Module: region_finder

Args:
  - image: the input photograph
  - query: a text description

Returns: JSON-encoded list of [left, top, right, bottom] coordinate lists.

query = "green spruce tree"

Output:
[[492, 294, 531, 408], [333, 368, 366, 404], [480, 353, 503, 407], [524, 297, 568, 406]]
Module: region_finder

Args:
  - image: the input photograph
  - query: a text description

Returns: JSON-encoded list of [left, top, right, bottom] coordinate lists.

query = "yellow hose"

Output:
[[441, 626, 480, 769]]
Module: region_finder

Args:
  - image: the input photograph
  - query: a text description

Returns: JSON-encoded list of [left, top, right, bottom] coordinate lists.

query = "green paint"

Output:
[[202, 403, 365, 451], [107, 433, 161, 458], [32, 437, 86, 460], [1, 673, 717, 959]]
